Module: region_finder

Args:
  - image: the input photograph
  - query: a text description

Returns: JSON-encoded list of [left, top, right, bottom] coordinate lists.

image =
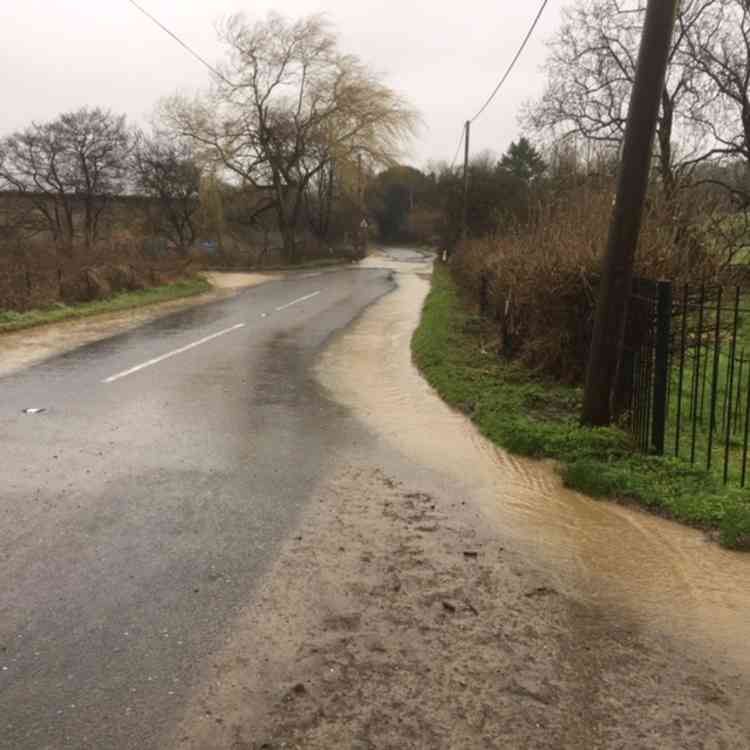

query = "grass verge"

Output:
[[0, 278, 211, 335], [412, 264, 750, 550]]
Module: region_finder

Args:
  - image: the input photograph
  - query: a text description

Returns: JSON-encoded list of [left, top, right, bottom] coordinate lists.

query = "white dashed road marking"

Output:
[[274, 291, 321, 312], [103, 324, 246, 384], [104, 289, 323, 384]]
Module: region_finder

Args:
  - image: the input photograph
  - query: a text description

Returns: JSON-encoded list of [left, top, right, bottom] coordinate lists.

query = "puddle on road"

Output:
[[318, 248, 750, 674]]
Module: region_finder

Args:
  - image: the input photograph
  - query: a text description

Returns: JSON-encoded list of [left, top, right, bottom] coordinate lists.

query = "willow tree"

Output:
[[163, 13, 419, 262]]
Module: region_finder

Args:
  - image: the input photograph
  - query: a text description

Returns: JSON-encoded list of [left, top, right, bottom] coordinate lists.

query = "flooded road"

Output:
[[3, 249, 747, 748], [318, 247, 750, 677]]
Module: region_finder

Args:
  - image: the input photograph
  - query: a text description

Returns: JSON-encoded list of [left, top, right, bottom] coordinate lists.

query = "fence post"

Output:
[[652, 280, 672, 455]]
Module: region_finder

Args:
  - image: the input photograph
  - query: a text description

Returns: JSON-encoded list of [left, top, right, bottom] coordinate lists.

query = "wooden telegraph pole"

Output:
[[582, 0, 679, 426], [462, 120, 471, 242]]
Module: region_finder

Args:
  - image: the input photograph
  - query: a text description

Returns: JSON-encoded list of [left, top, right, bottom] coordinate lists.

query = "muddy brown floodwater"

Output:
[[171, 249, 750, 749], [318, 250, 750, 676]]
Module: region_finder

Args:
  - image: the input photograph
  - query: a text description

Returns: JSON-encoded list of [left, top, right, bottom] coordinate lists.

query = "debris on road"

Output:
[[465, 600, 480, 616], [525, 586, 558, 598]]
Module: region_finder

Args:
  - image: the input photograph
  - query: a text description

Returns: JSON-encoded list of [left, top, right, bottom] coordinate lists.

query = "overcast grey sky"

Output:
[[0, 0, 568, 168]]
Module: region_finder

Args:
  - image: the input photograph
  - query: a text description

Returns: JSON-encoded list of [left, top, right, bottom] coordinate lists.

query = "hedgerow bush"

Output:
[[451, 182, 720, 382]]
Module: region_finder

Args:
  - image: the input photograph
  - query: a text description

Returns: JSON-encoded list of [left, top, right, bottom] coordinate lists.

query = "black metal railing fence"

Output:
[[621, 278, 750, 487]]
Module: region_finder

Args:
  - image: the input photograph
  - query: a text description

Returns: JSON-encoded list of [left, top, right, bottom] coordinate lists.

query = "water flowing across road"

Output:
[[317, 247, 750, 678]]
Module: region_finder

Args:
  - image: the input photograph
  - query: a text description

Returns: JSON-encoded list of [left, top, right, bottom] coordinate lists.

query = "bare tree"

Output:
[[525, 0, 712, 197], [0, 120, 77, 251], [0, 108, 129, 254], [163, 13, 419, 262], [303, 159, 336, 241], [133, 132, 202, 253], [60, 109, 130, 249], [685, 0, 750, 175]]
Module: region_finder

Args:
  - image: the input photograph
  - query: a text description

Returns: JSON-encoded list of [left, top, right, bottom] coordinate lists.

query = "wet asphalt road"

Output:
[[0, 267, 395, 750]]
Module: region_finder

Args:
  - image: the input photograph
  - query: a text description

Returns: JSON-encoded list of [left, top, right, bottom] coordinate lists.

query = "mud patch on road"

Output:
[[169, 467, 749, 749], [201, 272, 278, 290]]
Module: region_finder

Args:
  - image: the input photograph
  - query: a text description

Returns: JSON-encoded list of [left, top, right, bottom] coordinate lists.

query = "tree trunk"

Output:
[[658, 91, 676, 203], [324, 163, 335, 240], [280, 224, 297, 264], [277, 188, 302, 264], [84, 206, 94, 251]]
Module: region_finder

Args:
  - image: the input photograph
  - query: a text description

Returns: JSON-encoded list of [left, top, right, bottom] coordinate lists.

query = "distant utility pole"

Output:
[[581, 0, 679, 427], [357, 153, 367, 258], [357, 152, 363, 210], [462, 120, 471, 242]]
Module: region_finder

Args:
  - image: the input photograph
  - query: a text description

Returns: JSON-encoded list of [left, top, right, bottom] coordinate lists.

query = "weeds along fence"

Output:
[[623, 277, 750, 487]]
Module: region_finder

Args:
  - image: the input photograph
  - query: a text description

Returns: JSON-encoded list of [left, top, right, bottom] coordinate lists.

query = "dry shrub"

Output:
[[452, 183, 722, 382], [0, 236, 191, 311]]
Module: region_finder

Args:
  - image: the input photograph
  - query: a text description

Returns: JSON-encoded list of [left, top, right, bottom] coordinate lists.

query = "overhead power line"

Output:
[[125, 0, 229, 84], [470, 0, 551, 123], [450, 126, 466, 170]]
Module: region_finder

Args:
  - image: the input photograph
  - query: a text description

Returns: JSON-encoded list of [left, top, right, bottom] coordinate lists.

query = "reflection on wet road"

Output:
[[0, 268, 395, 750]]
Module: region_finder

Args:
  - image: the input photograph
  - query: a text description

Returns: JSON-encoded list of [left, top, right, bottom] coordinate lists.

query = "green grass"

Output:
[[412, 264, 750, 550], [0, 278, 211, 334], [708, 212, 750, 265]]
